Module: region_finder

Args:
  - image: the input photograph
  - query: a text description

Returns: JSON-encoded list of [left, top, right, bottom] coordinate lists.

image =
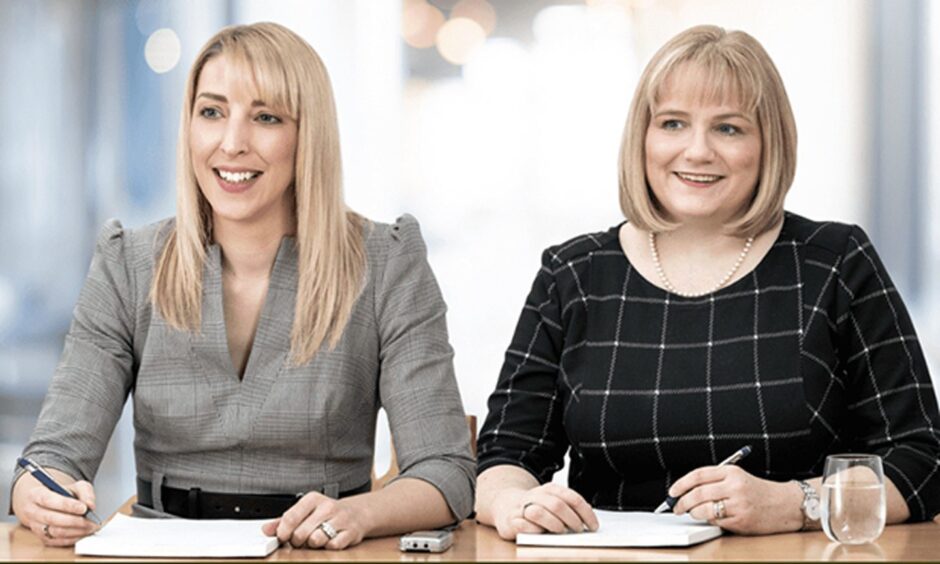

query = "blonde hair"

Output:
[[151, 22, 366, 365], [619, 25, 797, 237]]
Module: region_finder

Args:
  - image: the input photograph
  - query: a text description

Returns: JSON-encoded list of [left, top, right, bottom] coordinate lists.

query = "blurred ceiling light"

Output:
[[436, 17, 487, 65], [144, 28, 181, 74], [451, 0, 497, 36], [402, 0, 446, 49]]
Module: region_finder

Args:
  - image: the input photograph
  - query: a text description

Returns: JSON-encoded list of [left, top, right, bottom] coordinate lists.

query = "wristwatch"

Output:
[[796, 480, 821, 530]]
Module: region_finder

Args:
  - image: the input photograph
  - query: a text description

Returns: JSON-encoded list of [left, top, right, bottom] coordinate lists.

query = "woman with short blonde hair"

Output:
[[476, 25, 939, 539], [13, 22, 474, 550], [620, 25, 796, 239]]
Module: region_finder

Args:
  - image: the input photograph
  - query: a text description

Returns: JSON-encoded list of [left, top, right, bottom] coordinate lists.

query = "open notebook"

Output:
[[75, 513, 279, 558], [516, 510, 722, 548]]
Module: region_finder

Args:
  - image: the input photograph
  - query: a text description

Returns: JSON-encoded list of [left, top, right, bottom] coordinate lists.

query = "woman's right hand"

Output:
[[11, 470, 99, 547], [490, 483, 599, 541]]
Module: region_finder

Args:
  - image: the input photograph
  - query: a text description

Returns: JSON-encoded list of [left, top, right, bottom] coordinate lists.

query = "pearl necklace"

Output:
[[648, 231, 755, 298]]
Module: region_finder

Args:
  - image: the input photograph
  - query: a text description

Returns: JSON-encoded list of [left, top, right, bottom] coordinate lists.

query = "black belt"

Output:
[[137, 478, 371, 520]]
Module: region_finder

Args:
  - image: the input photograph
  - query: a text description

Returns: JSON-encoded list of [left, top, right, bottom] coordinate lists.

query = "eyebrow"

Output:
[[653, 108, 754, 123], [196, 92, 268, 107]]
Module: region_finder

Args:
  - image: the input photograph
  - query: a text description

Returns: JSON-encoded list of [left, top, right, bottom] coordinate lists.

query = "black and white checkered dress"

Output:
[[477, 212, 940, 521]]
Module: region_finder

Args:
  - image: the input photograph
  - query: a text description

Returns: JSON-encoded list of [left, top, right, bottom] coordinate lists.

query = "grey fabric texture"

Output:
[[15, 214, 475, 520]]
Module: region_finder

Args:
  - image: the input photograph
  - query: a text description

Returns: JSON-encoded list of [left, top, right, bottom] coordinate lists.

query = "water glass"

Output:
[[821, 454, 886, 544]]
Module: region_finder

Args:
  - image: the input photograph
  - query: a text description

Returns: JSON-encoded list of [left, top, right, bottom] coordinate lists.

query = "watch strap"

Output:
[[796, 480, 820, 531]]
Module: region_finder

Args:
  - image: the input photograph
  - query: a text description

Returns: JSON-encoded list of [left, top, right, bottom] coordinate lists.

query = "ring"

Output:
[[42, 523, 53, 539], [713, 499, 727, 520], [318, 520, 338, 540], [522, 501, 537, 518]]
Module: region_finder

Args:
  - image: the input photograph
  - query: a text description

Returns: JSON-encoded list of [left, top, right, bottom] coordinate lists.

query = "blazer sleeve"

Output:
[[12, 219, 136, 490], [374, 215, 475, 520], [476, 248, 568, 484], [835, 225, 940, 522]]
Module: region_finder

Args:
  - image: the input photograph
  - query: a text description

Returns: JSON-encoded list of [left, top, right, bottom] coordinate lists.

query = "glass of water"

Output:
[[821, 454, 886, 544]]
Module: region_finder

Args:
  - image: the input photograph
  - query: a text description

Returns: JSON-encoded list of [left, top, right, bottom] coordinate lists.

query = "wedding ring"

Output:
[[42, 523, 53, 539], [713, 500, 727, 520], [522, 501, 537, 518], [318, 520, 338, 540]]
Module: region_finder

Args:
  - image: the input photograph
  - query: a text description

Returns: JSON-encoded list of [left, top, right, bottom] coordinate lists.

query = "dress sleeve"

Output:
[[375, 215, 475, 520], [836, 225, 940, 522], [476, 248, 568, 483], [12, 219, 136, 490]]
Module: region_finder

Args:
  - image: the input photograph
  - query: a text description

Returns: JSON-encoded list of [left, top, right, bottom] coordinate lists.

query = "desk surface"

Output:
[[3, 517, 939, 562]]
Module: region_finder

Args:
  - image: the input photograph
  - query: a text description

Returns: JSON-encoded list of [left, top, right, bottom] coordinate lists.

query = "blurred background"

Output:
[[1, 0, 938, 520]]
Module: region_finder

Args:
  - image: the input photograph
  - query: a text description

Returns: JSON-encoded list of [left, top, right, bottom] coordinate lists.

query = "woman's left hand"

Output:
[[669, 465, 803, 535], [262, 492, 371, 550]]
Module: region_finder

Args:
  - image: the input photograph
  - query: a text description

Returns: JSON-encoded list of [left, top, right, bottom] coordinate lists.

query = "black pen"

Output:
[[654, 445, 753, 514], [16, 457, 102, 525]]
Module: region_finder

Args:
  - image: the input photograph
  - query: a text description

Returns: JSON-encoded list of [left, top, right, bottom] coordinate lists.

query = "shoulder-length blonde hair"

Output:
[[151, 22, 366, 365], [619, 25, 797, 238]]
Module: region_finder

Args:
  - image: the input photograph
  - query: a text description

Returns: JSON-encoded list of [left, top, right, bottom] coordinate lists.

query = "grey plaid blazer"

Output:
[[16, 214, 475, 519]]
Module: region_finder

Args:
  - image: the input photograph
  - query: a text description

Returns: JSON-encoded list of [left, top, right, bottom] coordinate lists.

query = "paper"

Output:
[[516, 510, 722, 547], [75, 513, 279, 558]]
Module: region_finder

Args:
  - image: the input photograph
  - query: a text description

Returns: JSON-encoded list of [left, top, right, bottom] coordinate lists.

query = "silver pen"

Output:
[[654, 445, 753, 514]]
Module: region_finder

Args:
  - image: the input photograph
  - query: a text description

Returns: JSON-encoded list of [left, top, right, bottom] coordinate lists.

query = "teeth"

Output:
[[217, 170, 260, 183], [677, 172, 722, 183]]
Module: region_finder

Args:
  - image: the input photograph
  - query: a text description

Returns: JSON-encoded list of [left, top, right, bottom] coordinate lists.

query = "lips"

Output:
[[213, 167, 262, 194], [674, 171, 724, 188]]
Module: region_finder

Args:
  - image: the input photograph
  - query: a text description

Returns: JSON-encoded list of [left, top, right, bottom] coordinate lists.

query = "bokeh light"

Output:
[[144, 28, 181, 74], [451, 0, 497, 36], [402, 0, 446, 49], [436, 17, 487, 65]]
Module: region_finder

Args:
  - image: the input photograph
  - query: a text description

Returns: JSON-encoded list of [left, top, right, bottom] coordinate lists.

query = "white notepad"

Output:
[[75, 513, 279, 558], [516, 510, 722, 548]]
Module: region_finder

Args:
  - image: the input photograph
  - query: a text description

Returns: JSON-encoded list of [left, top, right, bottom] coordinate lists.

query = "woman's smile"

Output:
[[673, 171, 726, 188], [214, 167, 264, 193]]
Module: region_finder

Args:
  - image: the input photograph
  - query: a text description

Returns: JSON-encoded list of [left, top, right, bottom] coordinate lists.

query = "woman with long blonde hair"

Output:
[[13, 22, 474, 550]]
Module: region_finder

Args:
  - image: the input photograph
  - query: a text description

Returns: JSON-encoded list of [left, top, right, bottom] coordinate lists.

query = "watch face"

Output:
[[806, 498, 821, 520]]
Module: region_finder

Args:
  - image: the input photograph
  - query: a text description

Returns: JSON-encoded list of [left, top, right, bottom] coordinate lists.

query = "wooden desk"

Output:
[[3, 517, 939, 561]]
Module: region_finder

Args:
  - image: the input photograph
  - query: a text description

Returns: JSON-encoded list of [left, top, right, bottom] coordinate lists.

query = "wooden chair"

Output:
[[371, 415, 477, 490]]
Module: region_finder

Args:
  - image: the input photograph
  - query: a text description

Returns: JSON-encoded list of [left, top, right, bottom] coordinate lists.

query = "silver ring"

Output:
[[522, 501, 537, 518], [713, 499, 726, 520], [318, 520, 338, 540], [42, 523, 53, 539]]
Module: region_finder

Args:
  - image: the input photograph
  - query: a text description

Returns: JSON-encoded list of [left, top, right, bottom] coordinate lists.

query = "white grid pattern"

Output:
[[478, 213, 940, 519]]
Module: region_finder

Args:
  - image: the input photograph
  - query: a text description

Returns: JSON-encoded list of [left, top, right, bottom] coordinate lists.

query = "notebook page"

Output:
[[516, 510, 722, 547], [75, 513, 279, 558]]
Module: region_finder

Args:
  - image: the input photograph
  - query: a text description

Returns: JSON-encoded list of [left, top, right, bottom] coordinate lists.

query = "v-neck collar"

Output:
[[188, 237, 297, 439], [208, 236, 297, 382]]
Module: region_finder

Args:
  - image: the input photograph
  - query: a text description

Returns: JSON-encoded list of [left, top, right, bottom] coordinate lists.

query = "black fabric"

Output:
[[136, 478, 371, 519], [477, 212, 940, 521]]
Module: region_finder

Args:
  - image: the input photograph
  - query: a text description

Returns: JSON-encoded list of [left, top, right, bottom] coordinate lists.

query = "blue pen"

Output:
[[654, 445, 753, 514], [17, 457, 102, 525]]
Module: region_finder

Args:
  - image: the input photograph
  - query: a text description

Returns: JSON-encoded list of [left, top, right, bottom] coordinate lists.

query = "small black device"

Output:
[[399, 530, 454, 553]]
